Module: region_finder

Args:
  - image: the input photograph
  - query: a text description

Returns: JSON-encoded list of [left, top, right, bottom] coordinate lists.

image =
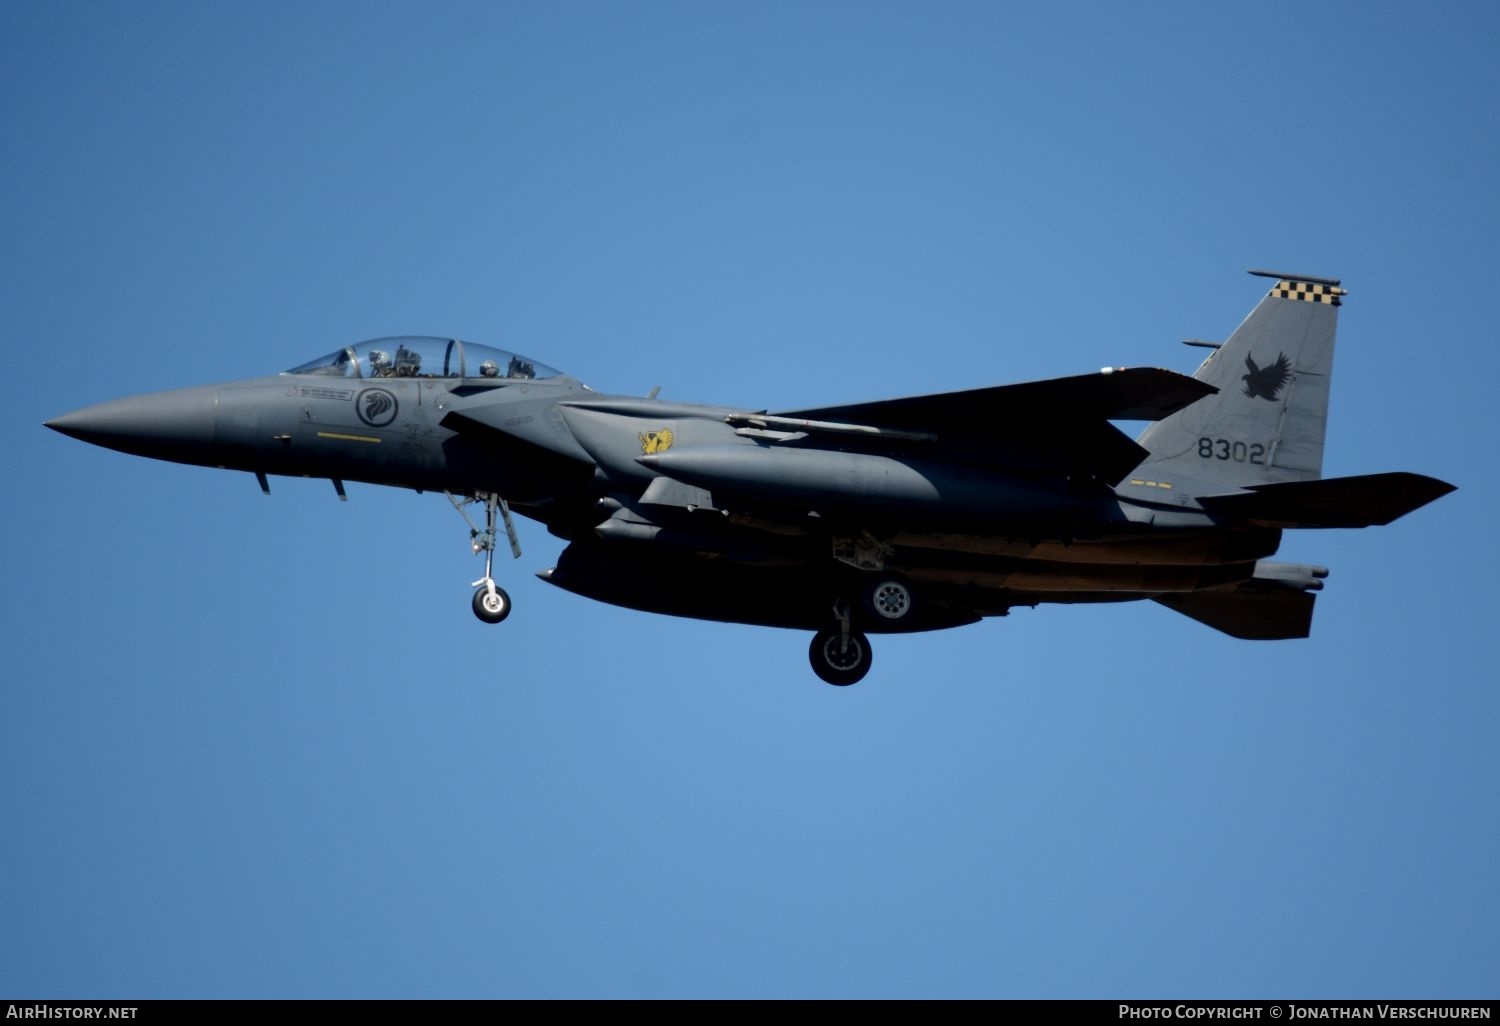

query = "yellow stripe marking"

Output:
[[317, 431, 382, 444]]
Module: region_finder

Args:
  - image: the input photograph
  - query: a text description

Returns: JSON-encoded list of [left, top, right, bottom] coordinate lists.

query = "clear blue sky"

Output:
[[3, 0, 1496, 1000]]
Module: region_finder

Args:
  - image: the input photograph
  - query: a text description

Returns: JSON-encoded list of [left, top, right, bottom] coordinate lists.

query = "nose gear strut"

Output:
[[447, 491, 521, 623]]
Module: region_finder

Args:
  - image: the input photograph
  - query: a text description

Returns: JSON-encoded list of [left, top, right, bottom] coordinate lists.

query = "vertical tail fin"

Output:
[[1136, 270, 1344, 487]]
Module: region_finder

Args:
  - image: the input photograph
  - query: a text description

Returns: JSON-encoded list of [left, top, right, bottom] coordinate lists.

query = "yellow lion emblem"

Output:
[[639, 429, 674, 455]]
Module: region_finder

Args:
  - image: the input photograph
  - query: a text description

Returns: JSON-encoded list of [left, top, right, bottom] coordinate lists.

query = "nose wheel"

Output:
[[448, 491, 521, 624], [472, 583, 512, 624]]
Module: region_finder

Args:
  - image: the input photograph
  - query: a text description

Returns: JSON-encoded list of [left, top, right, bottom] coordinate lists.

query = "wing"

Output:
[[771, 367, 1216, 485], [778, 367, 1213, 429]]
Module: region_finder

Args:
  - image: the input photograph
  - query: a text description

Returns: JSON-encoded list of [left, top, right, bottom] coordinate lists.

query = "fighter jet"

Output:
[[46, 271, 1454, 685]]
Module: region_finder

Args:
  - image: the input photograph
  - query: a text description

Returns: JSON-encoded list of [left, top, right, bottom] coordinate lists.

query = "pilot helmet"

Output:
[[370, 349, 390, 369], [479, 360, 499, 378]]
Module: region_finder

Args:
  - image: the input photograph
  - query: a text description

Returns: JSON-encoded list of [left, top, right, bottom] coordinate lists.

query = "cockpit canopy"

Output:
[[286, 337, 562, 381]]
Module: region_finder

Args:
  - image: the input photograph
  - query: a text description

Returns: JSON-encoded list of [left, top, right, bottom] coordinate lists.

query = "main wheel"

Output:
[[472, 584, 512, 624], [809, 628, 872, 686], [863, 578, 916, 625]]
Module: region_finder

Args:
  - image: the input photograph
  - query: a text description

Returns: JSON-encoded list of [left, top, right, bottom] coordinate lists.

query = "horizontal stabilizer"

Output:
[[1154, 586, 1316, 640], [1198, 472, 1456, 529]]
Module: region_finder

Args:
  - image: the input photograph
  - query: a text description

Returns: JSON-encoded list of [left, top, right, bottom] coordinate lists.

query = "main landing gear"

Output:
[[448, 491, 520, 624], [809, 599, 871, 686], [863, 578, 915, 625], [807, 578, 918, 686]]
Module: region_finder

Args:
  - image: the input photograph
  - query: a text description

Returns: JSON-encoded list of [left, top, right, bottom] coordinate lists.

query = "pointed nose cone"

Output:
[[46, 385, 220, 464]]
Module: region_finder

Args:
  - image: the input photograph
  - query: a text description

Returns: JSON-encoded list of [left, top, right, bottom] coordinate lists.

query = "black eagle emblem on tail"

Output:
[[1242, 352, 1292, 401]]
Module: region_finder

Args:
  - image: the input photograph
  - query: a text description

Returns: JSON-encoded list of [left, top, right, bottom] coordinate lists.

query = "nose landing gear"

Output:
[[448, 491, 521, 624]]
